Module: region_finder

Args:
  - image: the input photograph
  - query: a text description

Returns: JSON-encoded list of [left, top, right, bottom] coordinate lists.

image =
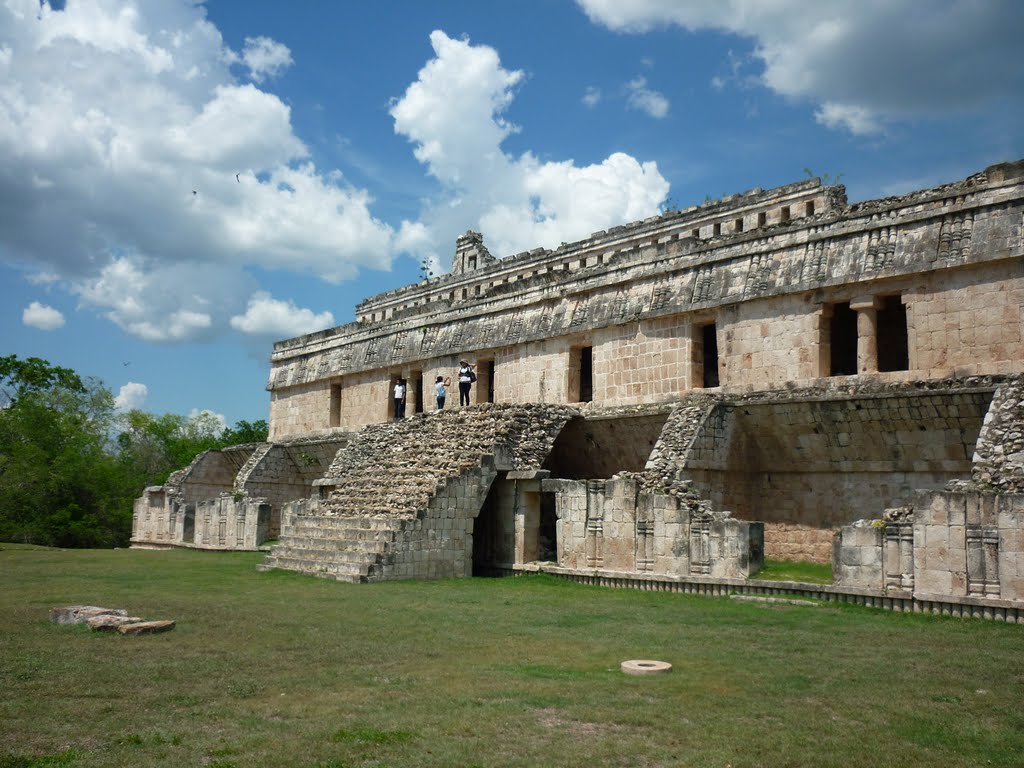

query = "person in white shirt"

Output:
[[457, 361, 475, 406], [393, 379, 407, 419]]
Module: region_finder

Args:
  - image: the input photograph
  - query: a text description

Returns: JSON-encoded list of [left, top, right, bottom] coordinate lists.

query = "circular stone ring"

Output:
[[620, 659, 672, 675]]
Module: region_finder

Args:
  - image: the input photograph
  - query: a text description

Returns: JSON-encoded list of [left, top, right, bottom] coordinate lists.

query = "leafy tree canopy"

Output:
[[0, 354, 84, 405], [0, 355, 268, 548]]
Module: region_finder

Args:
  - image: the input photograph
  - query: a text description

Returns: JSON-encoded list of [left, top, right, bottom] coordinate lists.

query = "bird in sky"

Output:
[[236, 173, 240, 183]]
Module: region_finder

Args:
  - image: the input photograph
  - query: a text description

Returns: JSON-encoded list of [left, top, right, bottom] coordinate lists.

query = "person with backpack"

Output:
[[458, 360, 475, 407], [435, 375, 451, 410]]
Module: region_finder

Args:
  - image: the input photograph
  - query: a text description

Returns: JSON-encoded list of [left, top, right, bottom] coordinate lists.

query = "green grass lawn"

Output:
[[752, 559, 833, 584], [1, 546, 1022, 768]]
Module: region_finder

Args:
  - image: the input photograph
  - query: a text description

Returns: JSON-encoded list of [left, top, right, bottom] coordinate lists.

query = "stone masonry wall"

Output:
[[266, 161, 1024, 440], [834, 376, 1024, 602], [545, 476, 762, 579]]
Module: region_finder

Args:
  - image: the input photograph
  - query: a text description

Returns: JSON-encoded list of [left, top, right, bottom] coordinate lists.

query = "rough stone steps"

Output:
[[288, 516, 410, 532], [263, 405, 578, 581], [269, 541, 388, 559], [274, 537, 393, 555], [258, 554, 370, 582]]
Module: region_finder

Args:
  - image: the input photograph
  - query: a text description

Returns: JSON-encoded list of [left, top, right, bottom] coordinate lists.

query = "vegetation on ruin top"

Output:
[[2, 547, 1022, 768]]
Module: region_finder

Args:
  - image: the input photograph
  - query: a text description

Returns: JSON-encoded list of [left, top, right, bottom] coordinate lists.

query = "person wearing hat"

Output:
[[457, 360, 475, 406]]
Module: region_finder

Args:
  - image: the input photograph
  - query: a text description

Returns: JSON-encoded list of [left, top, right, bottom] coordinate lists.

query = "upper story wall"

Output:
[[267, 161, 1024, 402]]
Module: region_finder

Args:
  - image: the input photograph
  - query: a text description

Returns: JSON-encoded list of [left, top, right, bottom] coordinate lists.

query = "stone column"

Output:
[[850, 296, 880, 374]]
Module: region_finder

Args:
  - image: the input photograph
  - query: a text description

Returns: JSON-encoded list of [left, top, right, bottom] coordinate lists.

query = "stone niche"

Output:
[[542, 476, 763, 579]]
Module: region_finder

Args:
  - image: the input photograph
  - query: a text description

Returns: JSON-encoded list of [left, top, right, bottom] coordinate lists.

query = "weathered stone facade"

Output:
[[134, 160, 1024, 608]]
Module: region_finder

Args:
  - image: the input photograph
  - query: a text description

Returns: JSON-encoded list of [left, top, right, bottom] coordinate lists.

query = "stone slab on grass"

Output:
[[117, 620, 176, 636], [86, 614, 145, 631], [49, 605, 128, 624]]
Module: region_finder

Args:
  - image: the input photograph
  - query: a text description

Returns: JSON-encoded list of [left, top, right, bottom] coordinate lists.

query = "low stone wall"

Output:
[[542, 476, 762, 579], [834, 491, 1024, 602], [192, 496, 273, 550], [132, 492, 272, 550]]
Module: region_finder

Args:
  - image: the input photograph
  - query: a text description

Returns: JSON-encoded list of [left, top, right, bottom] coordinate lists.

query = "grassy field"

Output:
[[1, 545, 1022, 768]]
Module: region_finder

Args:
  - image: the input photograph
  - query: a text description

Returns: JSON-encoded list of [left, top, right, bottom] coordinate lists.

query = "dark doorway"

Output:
[[579, 346, 593, 402], [829, 302, 858, 375], [472, 472, 510, 576], [877, 296, 909, 372], [702, 323, 720, 387], [329, 383, 341, 427], [539, 493, 557, 561]]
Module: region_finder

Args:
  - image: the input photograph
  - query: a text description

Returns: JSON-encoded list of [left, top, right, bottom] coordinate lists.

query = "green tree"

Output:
[[222, 419, 269, 445], [0, 355, 270, 548], [0, 370, 126, 547], [0, 354, 84, 405]]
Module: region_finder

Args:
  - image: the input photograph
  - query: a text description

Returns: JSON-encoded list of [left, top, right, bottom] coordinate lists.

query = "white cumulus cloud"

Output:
[[230, 291, 336, 338], [390, 30, 669, 262], [577, 0, 1024, 134], [240, 35, 293, 83], [0, 0, 393, 342], [114, 381, 148, 411], [22, 301, 65, 330]]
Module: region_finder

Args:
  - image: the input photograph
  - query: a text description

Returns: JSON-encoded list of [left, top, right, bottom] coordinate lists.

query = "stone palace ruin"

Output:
[[133, 159, 1024, 618]]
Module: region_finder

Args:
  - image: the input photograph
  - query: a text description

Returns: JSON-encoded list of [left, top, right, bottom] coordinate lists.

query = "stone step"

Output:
[[277, 529, 397, 544], [263, 552, 374, 573], [259, 555, 371, 583], [288, 516, 412, 531], [273, 538, 393, 555], [282, 521, 406, 535]]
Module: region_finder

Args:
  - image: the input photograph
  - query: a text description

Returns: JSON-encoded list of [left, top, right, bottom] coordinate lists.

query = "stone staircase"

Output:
[[258, 404, 578, 582], [257, 513, 414, 583]]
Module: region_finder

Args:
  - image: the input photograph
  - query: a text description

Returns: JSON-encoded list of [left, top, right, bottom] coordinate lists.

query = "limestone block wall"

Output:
[[545, 477, 762, 578], [716, 295, 825, 390], [590, 317, 693, 404], [834, 492, 1024, 603], [832, 520, 885, 591], [908, 261, 1024, 378], [192, 496, 272, 550]]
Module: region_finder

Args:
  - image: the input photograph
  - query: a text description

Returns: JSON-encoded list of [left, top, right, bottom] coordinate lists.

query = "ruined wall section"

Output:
[[969, 374, 1024, 493], [164, 445, 258, 506], [632, 380, 997, 564], [545, 476, 762, 579], [834, 376, 1024, 603]]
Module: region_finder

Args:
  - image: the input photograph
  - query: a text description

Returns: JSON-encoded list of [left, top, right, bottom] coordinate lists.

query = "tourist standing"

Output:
[[393, 379, 406, 419], [458, 361, 475, 406], [435, 375, 450, 410]]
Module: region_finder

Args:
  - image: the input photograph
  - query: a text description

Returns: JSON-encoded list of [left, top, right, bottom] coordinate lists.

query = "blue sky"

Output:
[[2, 0, 1022, 430]]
